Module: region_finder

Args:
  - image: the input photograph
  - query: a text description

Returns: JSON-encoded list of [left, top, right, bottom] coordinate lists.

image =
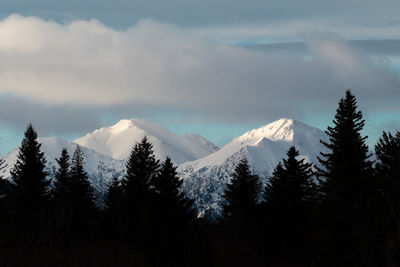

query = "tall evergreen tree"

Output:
[[263, 146, 315, 258], [375, 131, 400, 180], [0, 158, 11, 199], [121, 136, 160, 243], [69, 146, 95, 219], [317, 90, 377, 265], [375, 130, 400, 266], [152, 156, 194, 222], [103, 175, 123, 236], [122, 136, 159, 212], [11, 124, 50, 208], [52, 148, 71, 201], [223, 158, 261, 220], [265, 146, 314, 208], [318, 90, 373, 185], [105, 175, 122, 214], [150, 157, 196, 265]]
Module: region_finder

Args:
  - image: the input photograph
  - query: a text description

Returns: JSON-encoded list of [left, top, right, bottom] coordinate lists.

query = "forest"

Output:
[[0, 90, 398, 267]]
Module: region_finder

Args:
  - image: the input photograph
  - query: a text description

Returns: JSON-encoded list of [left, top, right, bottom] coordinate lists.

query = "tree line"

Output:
[[0, 90, 399, 266]]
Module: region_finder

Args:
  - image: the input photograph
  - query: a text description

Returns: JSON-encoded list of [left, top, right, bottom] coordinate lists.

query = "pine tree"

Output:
[[375, 130, 400, 265], [121, 136, 160, 242], [223, 158, 261, 220], [11, 124, 50, 208], [0, 158, 11, 198], [150, 157, 196, 265], [105, 175, 122, 215], [69, 145, 95, 218], [318, 90, 373, 190], [263, 146, 315, 256], [317, 90, 377, 265], [375, 131, 400, 180], [103, 175, 123, 236], [265, 146, 314, 208], [152, 156, 194, 222], [52, 148, 71, 201], [122, 136, 159, 212]]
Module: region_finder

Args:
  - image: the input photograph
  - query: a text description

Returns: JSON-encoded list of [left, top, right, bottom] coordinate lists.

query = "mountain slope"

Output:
[[75, 119, 219, 164], [0, 137, 125, 196], [178, 118, 328, 218]]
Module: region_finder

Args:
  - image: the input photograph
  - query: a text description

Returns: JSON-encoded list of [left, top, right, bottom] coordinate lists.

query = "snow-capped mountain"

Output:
[[0, 118, 328, 217], [75, 119, 219, 164], [0, 137, 125, 196], [178, 118, 328, 218]]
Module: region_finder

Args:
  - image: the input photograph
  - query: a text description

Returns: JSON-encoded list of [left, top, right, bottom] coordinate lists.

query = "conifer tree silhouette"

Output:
[[53, 148, 71, 201], [69, 145, 95, 231], [317, 90, 376, 265], [103, 175, 123, 237], [11, 124, 49, 209], [152, 156, 194, 222], [121, 136, 159, 244], [375, 130, 400, 265], [150, 157, 196, 265], [263, 146, 315, 257], [105, 175, 122, 215], [265, 146, 314, 208], [223, 158, 261, 220]]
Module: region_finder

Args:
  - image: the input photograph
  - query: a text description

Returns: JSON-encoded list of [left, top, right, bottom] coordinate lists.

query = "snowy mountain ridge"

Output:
[[0, 118, 327, 217], [178, 118, 328, 217], [75, 119, 219, 164], [0, 137, 125, 197]]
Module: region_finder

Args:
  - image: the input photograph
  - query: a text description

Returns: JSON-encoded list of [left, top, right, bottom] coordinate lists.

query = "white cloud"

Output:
[[0, 14, 398, 124]]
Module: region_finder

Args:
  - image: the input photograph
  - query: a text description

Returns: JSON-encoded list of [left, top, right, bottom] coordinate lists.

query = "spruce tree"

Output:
[[263, 146, 315, 256], [223, 158, 261, 220], [318, 90, 373, 186], [103, 175, 123, 236], [122, 136, 159, 210], [317, 90, 376, 265], [11, 124, 50, 208], [375, 130, 400, 265], [375, 131, 400, 180], [0, 158, 11, 198], [52, 148, 71, 201], [150, 157, 196, 265], [152, 156, 194, 222], [105, 175, 122, 214], [265, 146, 314, 208], [69, 146, 95, 220], [121, 136, 160, 242]]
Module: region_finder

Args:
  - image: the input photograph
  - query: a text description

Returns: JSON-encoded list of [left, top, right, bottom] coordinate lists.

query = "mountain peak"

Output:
[[110, 119, 135, 133], [238, 118, 298, 144], [75, 118, 219, 163]]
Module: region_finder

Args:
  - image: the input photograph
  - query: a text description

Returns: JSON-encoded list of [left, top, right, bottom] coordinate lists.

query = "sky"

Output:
[[0, 1, 400, 153]]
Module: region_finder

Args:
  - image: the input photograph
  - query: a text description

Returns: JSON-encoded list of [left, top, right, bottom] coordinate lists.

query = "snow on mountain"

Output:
[[177, 118, 328, 218], [0, 118, 327, 217], [0, 137, 125, 197], [75, 119, 219, 164]]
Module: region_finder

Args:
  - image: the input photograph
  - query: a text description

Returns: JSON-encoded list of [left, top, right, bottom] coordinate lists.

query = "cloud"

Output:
[[0, 96, 102, 136], [0, 14, 398, 131], [247, 39, 400, 57]]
